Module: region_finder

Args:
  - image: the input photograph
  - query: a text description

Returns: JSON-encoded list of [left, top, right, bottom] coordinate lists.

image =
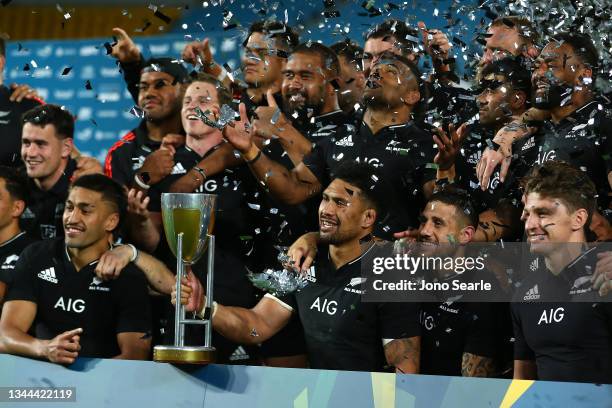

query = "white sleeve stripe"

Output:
[[264, 293, 294, 312]]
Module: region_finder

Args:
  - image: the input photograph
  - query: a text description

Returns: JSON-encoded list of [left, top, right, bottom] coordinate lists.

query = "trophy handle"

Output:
[[175, 233, 185, 347], [204, 234, 215, 348]]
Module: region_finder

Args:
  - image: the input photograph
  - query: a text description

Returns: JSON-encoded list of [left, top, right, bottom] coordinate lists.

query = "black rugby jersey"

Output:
[[0, 232, 37, 287], [303, 120, 437, 238], [511, 247, 612, 383], [104, 121, 162, 188], [5, 238, 152, 358], [512, 100, 612, 213], [20, 159, 76, 240], [274, 245, 421, 371]]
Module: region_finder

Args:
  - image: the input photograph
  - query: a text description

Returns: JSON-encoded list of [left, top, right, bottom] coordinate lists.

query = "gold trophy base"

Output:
[[153, 345, 216, 364]]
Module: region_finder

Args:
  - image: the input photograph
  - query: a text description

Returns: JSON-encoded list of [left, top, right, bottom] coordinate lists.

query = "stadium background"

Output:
[[1, 0, 486, 162]]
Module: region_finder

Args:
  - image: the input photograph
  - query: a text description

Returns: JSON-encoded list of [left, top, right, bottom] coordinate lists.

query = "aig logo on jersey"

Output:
[[54, 296, 85, 313], [535, 150, 556, 165], [195, 179, 218, 193], [537, 307, 564, 325], [310, 297, 337, 315]]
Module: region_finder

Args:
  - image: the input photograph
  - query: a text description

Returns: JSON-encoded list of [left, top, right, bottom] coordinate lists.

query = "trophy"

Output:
[[153, 193, 217, 364]]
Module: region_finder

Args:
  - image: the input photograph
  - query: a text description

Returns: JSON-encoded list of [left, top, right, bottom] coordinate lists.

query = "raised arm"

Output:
[[224, 103, 322, 205], [110, 27, 144, 103]]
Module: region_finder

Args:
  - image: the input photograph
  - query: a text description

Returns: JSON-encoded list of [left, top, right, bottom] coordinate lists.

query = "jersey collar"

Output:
[[0, 231, 26, 248], [359, 120, 413, 141], [64, 245, 101, 268], [558, 245, 596, 283], [325, 241, 377, 271]]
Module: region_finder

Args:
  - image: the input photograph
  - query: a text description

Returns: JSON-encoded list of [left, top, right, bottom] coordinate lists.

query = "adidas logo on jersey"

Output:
[[467, 151, 481, 164], [38, 267, 58, 284], [171, 162, 187, 175], [521, 137, 536, 151], [229, 346, 250, 361], [304, 266, 317, 283], [335, 135, 354, 147], [529, 258, 539, 272], [523, 284, 540, 300], [132, 155, 146, 171]]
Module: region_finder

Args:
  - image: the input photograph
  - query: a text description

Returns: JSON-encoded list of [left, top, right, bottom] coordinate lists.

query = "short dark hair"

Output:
[[245, 20, 300, 52], [427, 188, 479, 228], [364, 19, 420, 57], [491, 16, 539, 46], [330, 40, 364, 69], [520, 160, 597, 225], [291, 42, 340, 78], [0, 166, 28, 203], [551, 32, 599, 82], [71, 174, 127, 231], [479, 57, 532, 101], [330, 161, 387, 217], [22, 104, 74, 139], [188, 72, 232, 107], [0, 36, 5, 58]]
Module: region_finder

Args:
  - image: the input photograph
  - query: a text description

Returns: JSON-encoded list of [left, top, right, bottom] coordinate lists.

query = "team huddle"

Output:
[[0, 11, 610, 384]]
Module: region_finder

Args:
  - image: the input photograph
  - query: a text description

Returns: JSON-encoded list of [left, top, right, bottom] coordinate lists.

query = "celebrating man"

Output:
[[173, 162, 421, 372]]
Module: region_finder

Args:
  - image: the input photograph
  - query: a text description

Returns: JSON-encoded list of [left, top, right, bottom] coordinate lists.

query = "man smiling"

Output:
[[512, 161, 611, 383], [0, 174, 152, 363]]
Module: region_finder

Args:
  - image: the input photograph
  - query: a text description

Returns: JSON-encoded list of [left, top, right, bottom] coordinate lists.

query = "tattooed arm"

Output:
[[461, 352, 496, 377], [384, 337, 420, 374]]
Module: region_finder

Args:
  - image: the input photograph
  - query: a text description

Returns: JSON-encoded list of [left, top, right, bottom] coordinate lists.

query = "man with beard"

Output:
[[172, 161, 422, 373], [430, 58, 531, 241], [512, 161, 611, 383], [169, 41, 345, 190], [168, 43, 346, 256], [223, 52, 436, 240], [501, 33, 611, 241], [330, 40, 366, 115], [406, 188, 505, 377], [362, 19, 473, 125], [104, 53, 188, 190], [0, 174, 152, 363], [127, 73, 307, 366]]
